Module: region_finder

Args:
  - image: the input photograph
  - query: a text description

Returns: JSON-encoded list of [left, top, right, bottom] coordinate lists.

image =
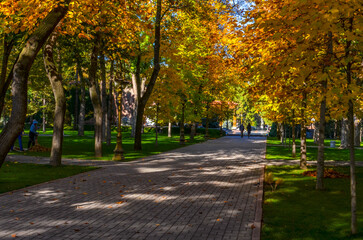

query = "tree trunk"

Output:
[[168, 121, 172, 138], [276, 123, 281, 140], [354, 120, 361, 147], [313, 122, 319, 144], [334, 120, 339, 139], [73, 68, 79, 130], [155, 102, 159, 146], [341, 118, 349, 149], [100, 52, 107, 142], [0, 35, 15, 119], [205, 112, 209, 140], [300, 92, 307, 169], [134, 0, 162, 151], [0, 4, 69, 168], [43, 32, 66, 167], [77, 59, 86, 136], [345, 27, 356, 234], [300, 122, 307, 169], [42, 98, 46, 132], [131, 71, 139, 139], [190, 121, 196, 141], [88, 35, 102, 158], [280, 123, 284, 144], [180, 101, 185, 145], [106, 61, 114, 146], [292, 120, 296, 158], [316, 31, 332, 190], [316, 94, 327, 190]]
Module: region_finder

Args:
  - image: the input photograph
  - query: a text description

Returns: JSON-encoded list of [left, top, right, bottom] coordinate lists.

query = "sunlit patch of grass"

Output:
[[262, 165, 363, 240], [0, 162, 98, 193]]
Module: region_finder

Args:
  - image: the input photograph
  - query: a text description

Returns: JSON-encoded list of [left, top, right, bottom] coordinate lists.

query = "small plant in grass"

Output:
[[264, 172, 284, 191]]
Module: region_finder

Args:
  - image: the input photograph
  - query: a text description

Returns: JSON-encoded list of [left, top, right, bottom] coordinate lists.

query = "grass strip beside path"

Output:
[[0, 162, 98, 193], [267, 137, 363, 148], [9, 129, 222, 161], [267, 145, 363, 161], [263, 165, 363, 240]]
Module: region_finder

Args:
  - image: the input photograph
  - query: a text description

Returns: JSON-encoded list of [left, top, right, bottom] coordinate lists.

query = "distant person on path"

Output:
[[28, 120, 38, 149], [239, 123, 244, 138], [247, 123, 252, 138], [11, 131, 24, 151]]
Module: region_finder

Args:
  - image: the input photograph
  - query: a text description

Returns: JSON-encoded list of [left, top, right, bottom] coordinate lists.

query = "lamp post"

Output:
[[112, 78, 129, 161]]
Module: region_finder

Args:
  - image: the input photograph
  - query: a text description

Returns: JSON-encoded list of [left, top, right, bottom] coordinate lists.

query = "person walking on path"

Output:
[[11, 131, 24, 151], [239, 123, 244, 138], [28, 120, 38, 149], [247, 123, 252, 138]]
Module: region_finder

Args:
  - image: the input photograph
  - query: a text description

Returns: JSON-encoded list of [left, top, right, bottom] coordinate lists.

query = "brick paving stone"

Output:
[[2, 136, 267, 240]]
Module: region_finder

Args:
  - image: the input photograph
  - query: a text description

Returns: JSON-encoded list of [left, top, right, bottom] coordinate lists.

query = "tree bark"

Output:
[[205, 108, 210, 140], [345, 24, 356, 234], [88, 35, 102, 158], [354, 120, 361, 147], [168, 121, 172, 138], [300, 92, 307, 169], [73, 68, 79, 130], [313, 122, 319, 144], [0, 35, 15, 119], [341, 118, 349, 149], [106, 61, 114, 146], [190, 121, 196, 141], [0, 4, 69, 168], [42, 98, 46, 132], [276, 122, 281, 140], [180, 101, 186, 145], [131, 57, 141, 138], [134, 0, 162, 151], [292, 119, 296, 158], [77, 58, 86, 136], [300, 122, 307, 169], [100, 52, 107, 142], [316, 31, 332, 190], [155, 102, 159, 146], [43, 32, 66, 167], [316, 97, 326, 190]]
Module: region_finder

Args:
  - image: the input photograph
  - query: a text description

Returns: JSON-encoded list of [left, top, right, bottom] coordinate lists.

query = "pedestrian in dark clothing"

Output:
[[28, 120, 38, 149], [239, 124, 244, 138], [247, 123, 252, 138]]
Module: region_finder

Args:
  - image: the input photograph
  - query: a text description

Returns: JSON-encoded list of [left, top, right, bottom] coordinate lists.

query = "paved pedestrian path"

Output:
[[1, 136, 266, 240]]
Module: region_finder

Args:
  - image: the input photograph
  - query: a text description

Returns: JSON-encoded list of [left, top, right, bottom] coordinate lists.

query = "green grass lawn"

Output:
[[267, 145, 363, 161], [0, 162, 98, 193], [263, 165, 363, 240], [266, 137, 363, 162], [9, 128, 222, 161], [267, 137, 363, 148]]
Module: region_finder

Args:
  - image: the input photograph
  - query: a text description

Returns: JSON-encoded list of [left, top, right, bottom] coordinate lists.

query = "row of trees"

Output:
[[239, 0, 362, 234], [0, 1, 244, 167]]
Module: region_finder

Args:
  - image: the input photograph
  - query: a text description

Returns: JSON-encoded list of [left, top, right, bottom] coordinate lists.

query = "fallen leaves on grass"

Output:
[[302, 169, 349, 178], [28, 144, 51, 152]]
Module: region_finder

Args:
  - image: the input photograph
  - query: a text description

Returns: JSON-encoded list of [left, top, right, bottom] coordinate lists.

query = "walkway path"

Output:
[[1, 136, 266, 240]]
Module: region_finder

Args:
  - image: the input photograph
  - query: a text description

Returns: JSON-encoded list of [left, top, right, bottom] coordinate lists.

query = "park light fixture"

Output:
[[112, 77, 129, 161]]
